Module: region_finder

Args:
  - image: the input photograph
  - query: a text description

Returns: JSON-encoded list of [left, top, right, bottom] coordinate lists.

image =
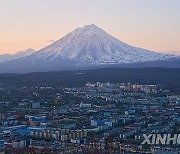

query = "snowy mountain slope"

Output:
[[26, 24, 174, 65], [0, 48, 36, 63], [0, 24, 178, 73]]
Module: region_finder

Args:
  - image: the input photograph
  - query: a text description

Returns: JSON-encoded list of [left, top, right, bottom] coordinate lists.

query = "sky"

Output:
[[0, 0, 180, 55]]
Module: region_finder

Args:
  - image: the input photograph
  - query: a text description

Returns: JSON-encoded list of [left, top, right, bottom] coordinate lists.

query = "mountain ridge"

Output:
[[0, 67, 180, 93], [0, 48, 36, 63], [0, 24, 179, 73]]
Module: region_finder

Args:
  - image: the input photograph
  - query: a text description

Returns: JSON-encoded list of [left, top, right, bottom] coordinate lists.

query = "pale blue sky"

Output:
[[0, 0, 180, 54]]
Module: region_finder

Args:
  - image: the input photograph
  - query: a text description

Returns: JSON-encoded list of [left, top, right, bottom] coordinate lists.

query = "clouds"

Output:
[[0, 43, 15, 46]]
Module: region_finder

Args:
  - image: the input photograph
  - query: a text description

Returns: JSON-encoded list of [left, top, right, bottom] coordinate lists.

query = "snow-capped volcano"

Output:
[[29, 24, 174, 65], [0, 24, 178, 73]]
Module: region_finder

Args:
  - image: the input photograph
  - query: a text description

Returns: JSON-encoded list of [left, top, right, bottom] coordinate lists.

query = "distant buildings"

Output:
[[91, 119, 113, 127], [0, 81, 178, 153], [31, 102, 40, 109], [80, 103, 92, 108]]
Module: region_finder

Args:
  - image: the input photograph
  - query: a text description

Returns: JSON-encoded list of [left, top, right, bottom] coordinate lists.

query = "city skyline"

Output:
[[0, 0, 180, 55]]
